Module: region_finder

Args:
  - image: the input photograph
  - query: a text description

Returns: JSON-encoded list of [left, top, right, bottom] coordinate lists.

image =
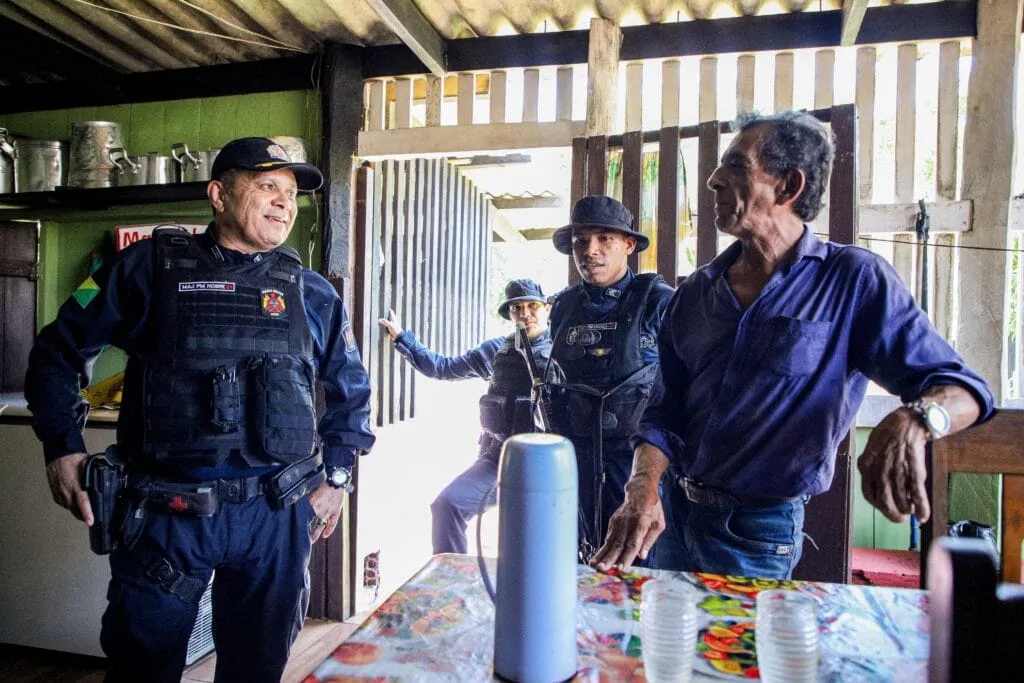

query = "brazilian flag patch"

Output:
[[73, 275, 101, 308]]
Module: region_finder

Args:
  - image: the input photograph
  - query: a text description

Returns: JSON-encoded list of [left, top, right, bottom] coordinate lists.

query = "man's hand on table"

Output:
[[591, 443, 670, 571], [46, 452, 94, 525]]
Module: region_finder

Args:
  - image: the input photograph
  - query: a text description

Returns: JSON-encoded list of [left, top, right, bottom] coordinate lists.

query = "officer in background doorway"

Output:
[[545, 195, 674, 565], [379, 278, 552, 555], [26, 137, 375, 683]]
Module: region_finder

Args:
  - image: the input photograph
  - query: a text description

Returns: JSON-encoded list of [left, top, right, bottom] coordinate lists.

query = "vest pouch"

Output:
[[250, 354, 318, 464], [210, 365, 240, 433], [600, 382, 653, 439], [479, 393, 510, 435]]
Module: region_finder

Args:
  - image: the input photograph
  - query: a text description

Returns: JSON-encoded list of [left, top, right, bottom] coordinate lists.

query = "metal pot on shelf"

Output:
[[171, 142, 219, 182], [0, 128, 16, 194], [119, 152, 175, 186], [67, 121, 125, 189], [14, 139, 65, 192]]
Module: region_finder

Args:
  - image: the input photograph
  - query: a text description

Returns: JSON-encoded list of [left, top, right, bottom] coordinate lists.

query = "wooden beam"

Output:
[[362, 3, 977, 78], [491, 211, 527, 243], [958, 0, 1022, 402], [359, 121, 586, 158], [364, 0, 446, 77], [586, 18, 621, 137], [841, 0, 870, 47], [807, 200, 973, 235]]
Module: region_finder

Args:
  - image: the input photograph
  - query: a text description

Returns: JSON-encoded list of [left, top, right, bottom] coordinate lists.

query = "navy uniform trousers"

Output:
[[101, 495, 316, 683]]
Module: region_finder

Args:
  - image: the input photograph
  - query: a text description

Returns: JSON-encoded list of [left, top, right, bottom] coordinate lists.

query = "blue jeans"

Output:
[[431, 456, 499, 554], [656, 476, 806, 579]]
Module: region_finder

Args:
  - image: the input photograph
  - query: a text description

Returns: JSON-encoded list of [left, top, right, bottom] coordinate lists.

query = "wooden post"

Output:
[[489, 70, 507, 124], [774, 52, 794, 112], [699, 56, 718, 123], [625, 62, 643, 132], [737, 54, 755, 115], [935, 40, 962, 343], [959, 0, 1022, 402], [661, 59, 680, 127], [855, 47, 876, 204], [814, 49, 835, 110], [318, 42, 364, 621], [585, 18, 621, 137], [366, 80, 386, 132], [893, 43, 918, 298], [425, 74, 442, 127], [556, 66, 574, 121], [457, 72, 475, 126], [394, 77, 412, 129], [523, 68, 540, 123]]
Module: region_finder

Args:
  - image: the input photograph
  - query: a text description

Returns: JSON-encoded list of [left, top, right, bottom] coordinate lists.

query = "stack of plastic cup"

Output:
[[755, 589, 819, 682], [640, 578, 698, 683]]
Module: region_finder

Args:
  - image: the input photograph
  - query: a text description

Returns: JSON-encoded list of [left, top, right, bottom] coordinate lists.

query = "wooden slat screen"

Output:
[[353, 159, 493, 428], [0, 221, 37, 392], [567, 105, 858, 583]]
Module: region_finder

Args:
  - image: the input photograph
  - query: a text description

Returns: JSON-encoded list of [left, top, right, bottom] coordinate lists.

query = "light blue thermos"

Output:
[[479, 433, 579, 682]]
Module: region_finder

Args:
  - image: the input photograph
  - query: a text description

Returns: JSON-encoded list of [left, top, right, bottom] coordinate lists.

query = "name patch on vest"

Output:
[[261, 289, 287, 317], [178, 281, 236, 292], [566, 322, 617, 346]]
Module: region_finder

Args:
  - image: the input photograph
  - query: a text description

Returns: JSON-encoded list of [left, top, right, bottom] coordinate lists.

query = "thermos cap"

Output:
[[498, 433, 578, 494]]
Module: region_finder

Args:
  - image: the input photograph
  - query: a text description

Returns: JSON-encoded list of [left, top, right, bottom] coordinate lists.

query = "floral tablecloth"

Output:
[[304, 553, 928, 682]]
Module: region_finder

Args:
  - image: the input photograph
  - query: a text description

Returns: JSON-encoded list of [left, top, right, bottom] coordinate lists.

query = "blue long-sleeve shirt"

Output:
[[635, 228, 994, 498], [26, 227, 375, 477], [393, 331, 504, 381]]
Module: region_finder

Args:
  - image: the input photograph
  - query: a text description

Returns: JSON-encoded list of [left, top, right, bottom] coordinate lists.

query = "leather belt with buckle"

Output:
[[679, 477, 801, 508]]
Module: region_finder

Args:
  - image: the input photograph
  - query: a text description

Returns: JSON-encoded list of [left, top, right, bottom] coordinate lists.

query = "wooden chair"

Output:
[[922, 409, 1024, 587]]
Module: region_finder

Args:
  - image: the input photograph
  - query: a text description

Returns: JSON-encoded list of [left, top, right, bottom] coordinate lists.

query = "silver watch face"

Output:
[[925, 403, 952, 436], [329, 468, 350, 487]]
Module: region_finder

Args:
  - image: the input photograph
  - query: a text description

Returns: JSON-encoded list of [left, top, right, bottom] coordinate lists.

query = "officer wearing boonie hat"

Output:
[[379, 278, 553, 554], [544, 195, 674, 567], [26, 135, 373, 681]]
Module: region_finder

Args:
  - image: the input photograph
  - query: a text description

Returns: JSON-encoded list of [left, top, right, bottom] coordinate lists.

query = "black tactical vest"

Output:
[[548, 273, 662, 440], [478, 330, 553, 440], [118, 228, 317, 468]]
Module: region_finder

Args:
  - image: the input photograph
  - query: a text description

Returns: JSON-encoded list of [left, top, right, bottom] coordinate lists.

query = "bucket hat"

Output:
[[497, 278, 547, 320], [552, 195, 650, 255]]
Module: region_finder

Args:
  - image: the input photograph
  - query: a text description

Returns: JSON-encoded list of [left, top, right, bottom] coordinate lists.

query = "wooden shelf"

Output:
[[0, 182, 210, 212]]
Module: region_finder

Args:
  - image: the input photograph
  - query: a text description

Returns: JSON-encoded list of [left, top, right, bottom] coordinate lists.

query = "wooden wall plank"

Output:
[[458, 72, 475, 126], [425, 75, 442, 127], [661, 59, 680, 127], [855, 47, 876, 202], [1003, 475, 1024, 584], [400, 160, 416, 419], [657, 127, 680, 283], [358, 120, 586, 158], [814, 49, 836, 110], [366, 80, 385, 132], [699, 56, 718, 123], [622, 131, 643, 273], [427, 159, 443, 352], [376, 161, 393, 425], [893, 43, 918, 296], [626, 62, 644, 131], [774, 52, 794, 112], [586, 135, 608, 196], [934, 40, 961, 343], [352, 165, 374, 364], [571, 136, 588, 204], [696, 121, 719, 267], [556, 66, 574, 121], [489, 70, 507, 124], [737, 54, 755, 115], [523, 68, 540, 123], [394, 77, 412, 129]]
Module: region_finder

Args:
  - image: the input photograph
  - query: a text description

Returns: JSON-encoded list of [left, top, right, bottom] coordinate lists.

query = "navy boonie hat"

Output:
[[211, 137, 324, 192], [498, 278, 547, 320], [552, 195, 650, 255]]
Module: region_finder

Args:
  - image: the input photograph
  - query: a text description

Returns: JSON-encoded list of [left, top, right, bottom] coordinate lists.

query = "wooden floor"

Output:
[[0, 618, 360, 683]]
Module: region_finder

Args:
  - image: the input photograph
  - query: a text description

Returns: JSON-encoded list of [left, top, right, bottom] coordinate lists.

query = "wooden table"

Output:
[[303, 553, 928, 682]]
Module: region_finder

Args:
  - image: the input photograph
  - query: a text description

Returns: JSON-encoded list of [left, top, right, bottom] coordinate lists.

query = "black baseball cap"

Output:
[[211, 137, 324, 192]]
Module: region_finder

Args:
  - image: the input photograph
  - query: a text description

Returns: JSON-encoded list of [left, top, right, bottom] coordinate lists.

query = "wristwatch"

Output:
[[326, 466, 354, 492], [905, 400, 952, 440]]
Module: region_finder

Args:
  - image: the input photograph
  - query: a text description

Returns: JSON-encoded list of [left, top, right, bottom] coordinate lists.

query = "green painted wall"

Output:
[[3, 91, 322, 383]]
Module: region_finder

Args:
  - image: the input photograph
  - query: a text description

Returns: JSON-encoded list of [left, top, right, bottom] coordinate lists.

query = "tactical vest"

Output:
[[478, 331, 553, 441], [548, 273, 662, 440], [118, 228, 318, 468]]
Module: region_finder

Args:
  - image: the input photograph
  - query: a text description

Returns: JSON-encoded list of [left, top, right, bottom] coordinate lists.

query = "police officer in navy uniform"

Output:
[[379, 278, 553, 554], [546, 195, 674, 566], [25, 137, 375, 683]]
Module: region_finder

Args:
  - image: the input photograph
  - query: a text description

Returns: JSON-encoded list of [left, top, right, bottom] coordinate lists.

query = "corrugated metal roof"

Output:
[[0, 0, 946, 85]]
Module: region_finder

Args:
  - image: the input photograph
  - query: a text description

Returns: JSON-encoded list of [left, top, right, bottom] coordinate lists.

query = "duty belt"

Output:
[[679, 477, 802, 509]]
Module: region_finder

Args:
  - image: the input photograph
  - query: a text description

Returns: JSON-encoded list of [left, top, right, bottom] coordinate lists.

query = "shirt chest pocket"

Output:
[[754, 317, 832, 377]]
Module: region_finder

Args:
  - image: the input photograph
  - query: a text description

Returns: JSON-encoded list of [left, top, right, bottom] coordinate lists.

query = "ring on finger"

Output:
[[316, 517, 328, 526]]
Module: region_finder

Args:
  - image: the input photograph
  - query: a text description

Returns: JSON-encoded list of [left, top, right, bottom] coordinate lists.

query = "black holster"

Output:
[[84, 447, 125, 555]]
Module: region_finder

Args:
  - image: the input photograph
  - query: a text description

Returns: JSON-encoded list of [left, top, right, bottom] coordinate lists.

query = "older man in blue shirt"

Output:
[[592, 111, 993, 579]]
